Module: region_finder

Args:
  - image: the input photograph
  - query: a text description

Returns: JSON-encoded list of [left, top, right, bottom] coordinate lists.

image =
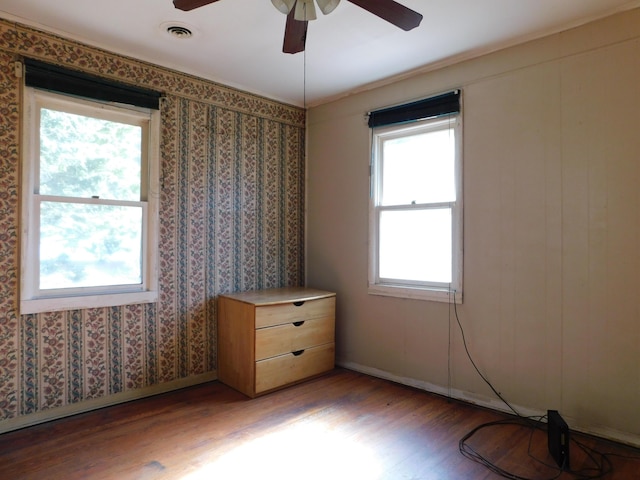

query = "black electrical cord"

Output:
[[459, 417, 563, 480], [451, 292, 640, 479], [452, 292, 521, 418]]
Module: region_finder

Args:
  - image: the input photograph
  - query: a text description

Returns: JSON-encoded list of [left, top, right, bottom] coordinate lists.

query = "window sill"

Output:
[[20, 290, 158, 315], [368, 284, 462, 304]]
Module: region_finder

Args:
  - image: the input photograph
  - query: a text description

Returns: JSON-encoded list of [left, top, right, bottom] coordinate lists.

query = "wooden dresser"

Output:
[[217, 287, 336, 397]]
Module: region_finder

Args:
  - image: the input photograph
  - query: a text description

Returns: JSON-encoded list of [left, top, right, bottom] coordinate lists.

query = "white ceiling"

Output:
[[1, 0, 639, 107]]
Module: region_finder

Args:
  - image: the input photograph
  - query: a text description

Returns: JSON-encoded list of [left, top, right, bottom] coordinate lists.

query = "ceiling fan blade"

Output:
[[173, 0, 222, 12], [283, 9, 308, 54], [347, 0, 422, 31]]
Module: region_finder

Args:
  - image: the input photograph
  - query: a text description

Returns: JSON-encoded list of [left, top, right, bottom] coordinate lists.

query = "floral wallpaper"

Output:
[[0, 19, 305, 427]]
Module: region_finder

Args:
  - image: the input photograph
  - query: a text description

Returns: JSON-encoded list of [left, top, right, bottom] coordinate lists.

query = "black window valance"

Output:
[[368, 90, 460, 128], [24, 58, 162, 110]]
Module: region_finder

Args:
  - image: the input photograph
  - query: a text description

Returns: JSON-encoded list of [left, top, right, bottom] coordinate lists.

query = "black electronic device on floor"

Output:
[[548, 409, 570, 470]]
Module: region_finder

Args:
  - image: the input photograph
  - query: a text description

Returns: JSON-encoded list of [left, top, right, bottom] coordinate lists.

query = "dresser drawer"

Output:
[[255, 297, 335, 328], [255, 343, 335, 394], [255, 316, 334, 361]]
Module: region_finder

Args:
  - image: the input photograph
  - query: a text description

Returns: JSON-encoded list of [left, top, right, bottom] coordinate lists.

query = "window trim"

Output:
[[368, 114, 463, 303], [20, 88, 160, 314]]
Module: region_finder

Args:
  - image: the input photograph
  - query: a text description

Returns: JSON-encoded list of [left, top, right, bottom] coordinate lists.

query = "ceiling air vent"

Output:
[[161, 22, 195, 39], [167, 25, 193, 38]]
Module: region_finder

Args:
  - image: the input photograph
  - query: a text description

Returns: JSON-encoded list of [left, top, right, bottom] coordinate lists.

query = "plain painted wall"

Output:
[[306, 8, 640, 446]]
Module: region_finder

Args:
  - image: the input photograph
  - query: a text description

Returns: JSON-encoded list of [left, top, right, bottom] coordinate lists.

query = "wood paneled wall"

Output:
[[306, 9, 640, 446]]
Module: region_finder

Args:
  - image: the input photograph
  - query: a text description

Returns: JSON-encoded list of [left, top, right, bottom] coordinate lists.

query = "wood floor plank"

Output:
[[0, 368, 639, 479]]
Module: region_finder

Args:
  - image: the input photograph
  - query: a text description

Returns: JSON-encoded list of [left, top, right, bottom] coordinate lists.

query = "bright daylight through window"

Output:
[[21, 88, 159, 314], [369, 92, 462, 302]]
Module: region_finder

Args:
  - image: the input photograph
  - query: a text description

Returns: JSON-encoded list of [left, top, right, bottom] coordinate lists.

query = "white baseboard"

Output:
[[337, 360, 640, 449], [0, 371, 217, 434]]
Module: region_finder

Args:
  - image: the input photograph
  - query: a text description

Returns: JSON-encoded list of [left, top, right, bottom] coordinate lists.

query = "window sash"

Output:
[[33, 195, 148, 297], [376, 204, 454, 288]]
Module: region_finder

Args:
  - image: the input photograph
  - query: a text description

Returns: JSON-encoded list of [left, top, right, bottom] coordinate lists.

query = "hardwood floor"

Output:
[[1, 368, 639, 479]]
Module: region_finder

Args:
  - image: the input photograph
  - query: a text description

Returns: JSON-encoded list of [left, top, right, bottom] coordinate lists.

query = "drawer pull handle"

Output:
[[292, 349, 305, 356], [293, 321, 305, 327], [293, 301, 305, 307]]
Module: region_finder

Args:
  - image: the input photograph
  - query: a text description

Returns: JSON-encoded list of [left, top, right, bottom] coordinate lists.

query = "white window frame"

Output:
[[20, 88, 160, 314], [368, 114, 463, 303]]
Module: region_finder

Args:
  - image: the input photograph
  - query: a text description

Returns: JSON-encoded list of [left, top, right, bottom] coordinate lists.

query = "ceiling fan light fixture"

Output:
[[271, 0, 296, 14], [316, 0, 340, 15], [294, 0, 317, 21]]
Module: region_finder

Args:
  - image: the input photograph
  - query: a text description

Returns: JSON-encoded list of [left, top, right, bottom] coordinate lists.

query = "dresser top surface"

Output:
[[218, 287, 335, 306]]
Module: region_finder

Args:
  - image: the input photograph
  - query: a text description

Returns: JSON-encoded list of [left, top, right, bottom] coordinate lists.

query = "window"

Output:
[[368, 94, 462, 302], [21, 88, 160, 314]]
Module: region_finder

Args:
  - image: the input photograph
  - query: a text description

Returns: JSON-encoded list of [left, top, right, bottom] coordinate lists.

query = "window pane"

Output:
[[39, 201, 143, 290], [381, 127, 455, 206], [379, 208, 452, 283], [39, 108, 142, 201]]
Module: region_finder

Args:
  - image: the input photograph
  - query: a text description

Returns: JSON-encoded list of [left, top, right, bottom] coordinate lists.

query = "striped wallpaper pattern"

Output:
[[0, 20, 305, 423]]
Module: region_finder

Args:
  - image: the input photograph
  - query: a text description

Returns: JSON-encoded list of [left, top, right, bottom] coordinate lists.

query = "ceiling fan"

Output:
[[173, 0, 423, 54]]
